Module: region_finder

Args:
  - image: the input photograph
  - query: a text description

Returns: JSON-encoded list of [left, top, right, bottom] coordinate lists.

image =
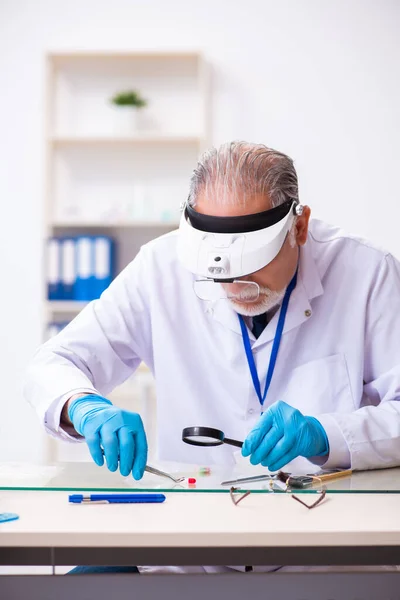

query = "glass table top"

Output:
[[0, 461, 400, 493]]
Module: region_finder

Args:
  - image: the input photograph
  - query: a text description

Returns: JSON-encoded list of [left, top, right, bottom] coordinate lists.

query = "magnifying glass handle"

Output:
[[223, 437, 243, 448]]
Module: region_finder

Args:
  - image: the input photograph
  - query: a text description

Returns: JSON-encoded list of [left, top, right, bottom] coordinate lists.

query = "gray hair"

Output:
[[188, 141, 299, 209]]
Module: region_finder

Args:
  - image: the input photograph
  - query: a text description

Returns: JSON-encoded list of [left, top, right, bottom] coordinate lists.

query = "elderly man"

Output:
[[24, 141, 400, 573]]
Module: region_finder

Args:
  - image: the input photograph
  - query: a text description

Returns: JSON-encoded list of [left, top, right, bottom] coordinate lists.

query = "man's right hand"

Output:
[[67, 395, 148, 480]]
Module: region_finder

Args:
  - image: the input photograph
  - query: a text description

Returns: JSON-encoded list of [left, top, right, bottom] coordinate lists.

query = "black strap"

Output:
[[185, 200, 295, 233]]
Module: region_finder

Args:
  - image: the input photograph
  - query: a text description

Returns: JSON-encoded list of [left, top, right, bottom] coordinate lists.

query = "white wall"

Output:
[[0, 0, 399, 462]]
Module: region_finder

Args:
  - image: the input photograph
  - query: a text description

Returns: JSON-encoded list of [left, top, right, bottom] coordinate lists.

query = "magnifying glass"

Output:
[[182, 426, 243, 448]]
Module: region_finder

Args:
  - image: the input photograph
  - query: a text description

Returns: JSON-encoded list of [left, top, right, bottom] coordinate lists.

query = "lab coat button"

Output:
[[248, 408, 255, 415], [305, 309, 312, 317]]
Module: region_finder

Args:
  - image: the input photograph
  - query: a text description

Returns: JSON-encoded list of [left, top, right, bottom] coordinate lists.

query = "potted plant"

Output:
[[109, 89, 148, 133]]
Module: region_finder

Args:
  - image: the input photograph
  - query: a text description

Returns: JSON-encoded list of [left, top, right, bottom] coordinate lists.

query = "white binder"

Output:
[[94, 236, 113, 297], [75, 236, 93, 300], [61, 238, 76, 300]]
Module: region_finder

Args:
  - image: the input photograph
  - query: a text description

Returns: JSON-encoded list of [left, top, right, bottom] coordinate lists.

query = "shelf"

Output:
[[50, 135, 203, 146], [47, 301, 89, 313], [49, 51, 202, 64], [52, 220, 180, 228]]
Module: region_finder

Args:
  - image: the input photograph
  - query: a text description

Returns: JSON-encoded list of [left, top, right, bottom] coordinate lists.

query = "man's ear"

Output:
[[295, 206, 311, 246]]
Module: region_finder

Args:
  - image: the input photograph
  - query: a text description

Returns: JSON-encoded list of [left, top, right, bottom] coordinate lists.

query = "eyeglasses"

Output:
[[229, 473, 327, 509], [229, 487, 251, 506], [291, 488, 326, 509]]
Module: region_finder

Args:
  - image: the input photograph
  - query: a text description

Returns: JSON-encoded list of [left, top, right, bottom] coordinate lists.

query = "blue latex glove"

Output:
[[242, 400, 329, 472], [68, 395, 148, 480]]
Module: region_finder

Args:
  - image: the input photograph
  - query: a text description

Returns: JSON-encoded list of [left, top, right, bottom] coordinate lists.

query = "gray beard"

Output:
[[229, 287, 286, 317]]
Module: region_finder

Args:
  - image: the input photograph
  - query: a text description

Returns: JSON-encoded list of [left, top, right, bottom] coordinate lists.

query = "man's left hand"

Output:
[[242, 400, 329, 471]]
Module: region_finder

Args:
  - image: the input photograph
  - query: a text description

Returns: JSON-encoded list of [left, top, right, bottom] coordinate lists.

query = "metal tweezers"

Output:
[[100, 449, 184, 484], [221, 474, 276, 486], [221, 472, 318, 488], [144, 465, 185, 484]]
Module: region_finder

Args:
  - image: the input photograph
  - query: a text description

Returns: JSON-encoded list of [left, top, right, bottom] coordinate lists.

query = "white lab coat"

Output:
[[25, 219, 400, 471]]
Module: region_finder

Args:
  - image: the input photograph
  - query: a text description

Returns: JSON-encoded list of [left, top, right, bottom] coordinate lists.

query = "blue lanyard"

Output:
[[238, 270, 298, 411]]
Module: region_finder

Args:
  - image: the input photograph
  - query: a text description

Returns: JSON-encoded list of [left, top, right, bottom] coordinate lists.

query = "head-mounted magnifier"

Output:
[[177, 198, 303, 302]]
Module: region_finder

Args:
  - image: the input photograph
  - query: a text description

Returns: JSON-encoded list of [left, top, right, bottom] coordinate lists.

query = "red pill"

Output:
[[188, 477, 196, 484]]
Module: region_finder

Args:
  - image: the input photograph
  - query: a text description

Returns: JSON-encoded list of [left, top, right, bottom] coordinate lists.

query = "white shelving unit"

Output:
[[43, 50, 210, 461], [44, 50, 210, 323], [47, 301, 89, 314], [50, 135, 204, 145]]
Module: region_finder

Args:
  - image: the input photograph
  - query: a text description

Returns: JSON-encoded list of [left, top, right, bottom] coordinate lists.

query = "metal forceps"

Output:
[[100, 449, 184, 484], [221, 473, 277, 486], [144, 465, 185, 484]]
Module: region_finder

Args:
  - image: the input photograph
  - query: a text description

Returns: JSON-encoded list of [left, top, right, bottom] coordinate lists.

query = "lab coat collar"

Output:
[[210, 232, 324, 342]]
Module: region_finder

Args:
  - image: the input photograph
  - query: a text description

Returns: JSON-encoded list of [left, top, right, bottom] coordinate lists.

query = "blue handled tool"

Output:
[[69, 493, 166, 504], [0, 513, 19, 523]]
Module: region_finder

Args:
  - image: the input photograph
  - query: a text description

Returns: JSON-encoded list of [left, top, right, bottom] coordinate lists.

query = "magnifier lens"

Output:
[[193, 280, 259, 302], [223, 281, 259, 302], [182, 426, 225, 446], [185, 435, 219, 444], [193, 280, 226, 301], [182, 426, 243, 449]]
